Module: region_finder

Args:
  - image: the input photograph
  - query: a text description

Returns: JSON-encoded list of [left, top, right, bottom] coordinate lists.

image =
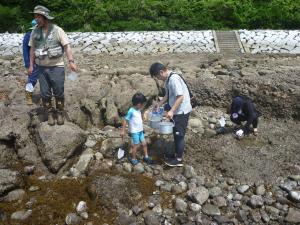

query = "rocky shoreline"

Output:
[[0, 53, 299, 224], [1, 140, 300, 224]]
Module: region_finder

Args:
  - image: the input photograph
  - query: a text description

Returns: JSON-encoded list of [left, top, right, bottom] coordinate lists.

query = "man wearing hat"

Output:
[[23, 19, 38, 105], [28, 5, 77, 126]]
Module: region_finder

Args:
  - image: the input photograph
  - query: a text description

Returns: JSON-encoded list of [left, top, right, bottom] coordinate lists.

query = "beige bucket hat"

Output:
[[30, 5, 54, 20]]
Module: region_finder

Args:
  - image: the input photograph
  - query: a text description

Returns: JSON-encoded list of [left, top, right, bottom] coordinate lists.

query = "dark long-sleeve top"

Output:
[[231, 96, 261, 133], [22, 32, 31, 69]]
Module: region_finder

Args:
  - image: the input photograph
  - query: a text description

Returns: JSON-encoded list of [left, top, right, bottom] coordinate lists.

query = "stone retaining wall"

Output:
[[239, 30, 300, 54], [0, 31, 215, 56], [0, 30, 300, 56]]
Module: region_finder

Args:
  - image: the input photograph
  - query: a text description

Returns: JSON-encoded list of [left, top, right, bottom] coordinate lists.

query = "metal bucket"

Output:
[[149, 115, 162, 129], [159, 119, 175, 135]]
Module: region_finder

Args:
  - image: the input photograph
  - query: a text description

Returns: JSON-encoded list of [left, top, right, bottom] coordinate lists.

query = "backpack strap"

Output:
[[167, 72, 194, 98], [167, 72, 193, 104]]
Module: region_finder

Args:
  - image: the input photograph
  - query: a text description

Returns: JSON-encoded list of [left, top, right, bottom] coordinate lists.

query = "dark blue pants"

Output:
[[173, 113, 190, 158], [38, 66, 65, 102], [230, 115, 258, 128], [27, 64, 39, 87]]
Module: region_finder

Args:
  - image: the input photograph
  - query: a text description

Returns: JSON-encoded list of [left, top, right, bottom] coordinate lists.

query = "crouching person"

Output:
[[230, 96, 261, 139], [149, 62, 192, 167], [28, 5, 77, 125]]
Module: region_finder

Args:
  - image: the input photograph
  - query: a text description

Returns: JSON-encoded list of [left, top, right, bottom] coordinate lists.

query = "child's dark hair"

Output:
[[132, 92, 147, 106], [149, 62, 166, 77]]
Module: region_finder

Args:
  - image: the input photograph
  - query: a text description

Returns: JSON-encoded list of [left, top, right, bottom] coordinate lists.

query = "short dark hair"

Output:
[[132, 92, 147, 106], [149, 62, 166, 77]]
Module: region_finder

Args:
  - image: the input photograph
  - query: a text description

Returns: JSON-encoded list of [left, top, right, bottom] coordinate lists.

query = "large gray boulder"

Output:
[[100, 138, 123, 158], [0, 169, 23, 196], [103, 74, 158, 125], [96, 126, 126, 158], [34, 122, 87, 173], [67, 73, 158, 127]]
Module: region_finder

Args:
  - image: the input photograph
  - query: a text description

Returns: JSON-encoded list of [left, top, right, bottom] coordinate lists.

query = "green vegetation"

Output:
[[0, 0, 299, 33]]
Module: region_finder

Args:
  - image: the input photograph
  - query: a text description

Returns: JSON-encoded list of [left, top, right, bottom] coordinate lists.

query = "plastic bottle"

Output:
[[67, 71, 78, 81]]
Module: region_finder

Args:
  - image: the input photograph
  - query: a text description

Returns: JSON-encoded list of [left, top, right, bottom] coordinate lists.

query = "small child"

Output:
[[121, 92, 153, 165]]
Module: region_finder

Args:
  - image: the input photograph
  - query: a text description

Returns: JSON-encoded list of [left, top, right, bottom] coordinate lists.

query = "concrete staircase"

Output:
[[214, 31, 245, 54]]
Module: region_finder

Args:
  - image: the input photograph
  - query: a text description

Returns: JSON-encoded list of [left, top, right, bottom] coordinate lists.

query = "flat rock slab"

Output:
[[35, 122, 87, 173], [202, 204, 221, 216]]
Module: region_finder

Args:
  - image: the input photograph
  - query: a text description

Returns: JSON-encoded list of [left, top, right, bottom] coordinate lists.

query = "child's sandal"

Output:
[[129, 158, 139, 165]]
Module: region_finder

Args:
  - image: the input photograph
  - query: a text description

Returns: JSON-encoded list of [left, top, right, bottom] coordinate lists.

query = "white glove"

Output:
[[219, 116, 226, 127], [236, 129, 244, 137]]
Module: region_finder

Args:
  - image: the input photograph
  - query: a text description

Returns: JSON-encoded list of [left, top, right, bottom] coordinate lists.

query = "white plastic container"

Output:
[[67, 71, 78, 81], [25, 83, 34, 92]]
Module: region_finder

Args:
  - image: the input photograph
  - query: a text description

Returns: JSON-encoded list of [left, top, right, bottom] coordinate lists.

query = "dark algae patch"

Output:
[[0, 176, 116, 224], [0, 168, 157, 225]]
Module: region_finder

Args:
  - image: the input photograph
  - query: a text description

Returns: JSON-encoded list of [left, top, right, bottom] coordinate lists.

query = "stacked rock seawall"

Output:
[[69, 31, 216, 54], [0, 33, 23, 56], [0, 31, 215, 56], [239, 30, 300, 54], [1, 30, 300, 56]]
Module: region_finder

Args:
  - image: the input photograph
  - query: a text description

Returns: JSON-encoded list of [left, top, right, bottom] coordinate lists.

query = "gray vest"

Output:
[[32, 24, 63, 60]]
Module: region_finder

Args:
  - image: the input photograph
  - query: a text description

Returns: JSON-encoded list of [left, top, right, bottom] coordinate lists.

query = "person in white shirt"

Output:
[[121, 93, 153, 165], [149, 62, 192, 167]]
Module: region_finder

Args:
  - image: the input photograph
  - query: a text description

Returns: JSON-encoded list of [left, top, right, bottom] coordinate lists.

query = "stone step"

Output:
[[218, 44, 241, 47], [218, 45, 241, 48], [218, 37, 238, 40], [215, 31, 244, 54], [219, 45, 240, 47], [219, 42, 239, 46]]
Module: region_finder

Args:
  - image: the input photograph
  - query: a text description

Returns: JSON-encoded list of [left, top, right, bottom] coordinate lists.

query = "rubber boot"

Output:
[[56, 99, 65, 125], [43, 100, 55, 126], [25, 91, 33, 105]]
